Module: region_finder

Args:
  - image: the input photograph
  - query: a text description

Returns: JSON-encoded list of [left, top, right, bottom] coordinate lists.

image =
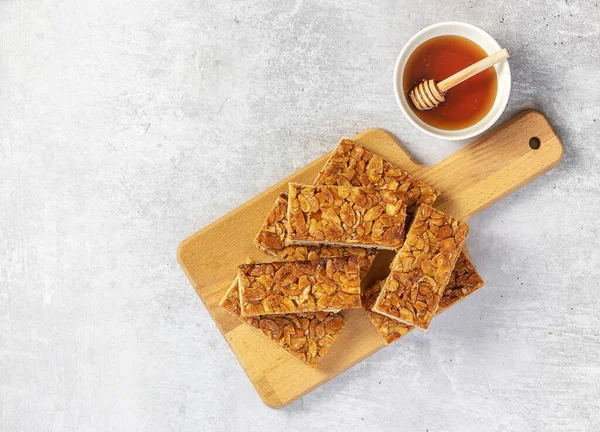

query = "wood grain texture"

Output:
[[177, 109, 563, 408]]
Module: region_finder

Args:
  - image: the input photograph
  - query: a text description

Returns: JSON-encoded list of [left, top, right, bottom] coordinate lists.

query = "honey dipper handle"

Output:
[[437, 48, 511, 93]]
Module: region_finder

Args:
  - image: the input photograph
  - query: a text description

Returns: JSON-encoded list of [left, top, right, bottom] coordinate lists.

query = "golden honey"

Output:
[[403, 35, 498, 130]]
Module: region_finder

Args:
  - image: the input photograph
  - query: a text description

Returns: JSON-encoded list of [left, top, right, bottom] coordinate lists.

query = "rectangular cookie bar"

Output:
[[238, 256, 361, 316], [287, 183, 407, 250], [373, 204, 469, 330], [364, 250, 484, 344], [255, 193, 377, 277], [219, 278, 346, 368], [314, 139, 440, 214]]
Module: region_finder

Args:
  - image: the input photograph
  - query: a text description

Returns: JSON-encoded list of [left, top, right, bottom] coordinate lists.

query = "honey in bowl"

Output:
[[403, 35, 498, 130]]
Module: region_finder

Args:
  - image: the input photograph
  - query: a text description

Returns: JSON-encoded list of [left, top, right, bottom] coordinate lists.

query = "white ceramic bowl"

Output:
[[394, 22, 511, 140]]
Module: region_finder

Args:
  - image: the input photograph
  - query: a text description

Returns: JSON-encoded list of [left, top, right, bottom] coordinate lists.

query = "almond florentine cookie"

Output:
[[238, 256, 361, 316], [220, 278, 346, 368], [373, 204, 469, 330], [287, 183, 408, 250], [315, 139, 439, 214], [365, 250, 484, 344]]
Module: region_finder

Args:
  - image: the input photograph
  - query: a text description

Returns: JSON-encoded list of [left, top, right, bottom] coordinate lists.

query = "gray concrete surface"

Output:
[[1, 0, 599, 431]]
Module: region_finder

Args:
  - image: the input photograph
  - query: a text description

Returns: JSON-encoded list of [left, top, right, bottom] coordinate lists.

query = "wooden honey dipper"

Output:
[[409, 48, 510, 111]]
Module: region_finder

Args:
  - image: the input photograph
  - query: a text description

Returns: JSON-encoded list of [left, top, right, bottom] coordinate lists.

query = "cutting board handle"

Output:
[[403, 110, 564, 220]]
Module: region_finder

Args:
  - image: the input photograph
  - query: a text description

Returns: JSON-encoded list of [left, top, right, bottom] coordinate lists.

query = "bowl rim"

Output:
[[393, 21, 512, 141]]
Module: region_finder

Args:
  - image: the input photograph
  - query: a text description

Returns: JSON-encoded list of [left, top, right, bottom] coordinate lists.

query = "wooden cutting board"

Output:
[[177, 109, 563, 408]]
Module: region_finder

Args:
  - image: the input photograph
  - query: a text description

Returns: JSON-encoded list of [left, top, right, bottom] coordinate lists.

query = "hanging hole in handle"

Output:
[[529, 137, 541, 150]]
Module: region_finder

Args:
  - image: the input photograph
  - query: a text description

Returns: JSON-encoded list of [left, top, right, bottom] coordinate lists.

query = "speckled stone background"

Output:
[[1, 0, 599, 431]]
